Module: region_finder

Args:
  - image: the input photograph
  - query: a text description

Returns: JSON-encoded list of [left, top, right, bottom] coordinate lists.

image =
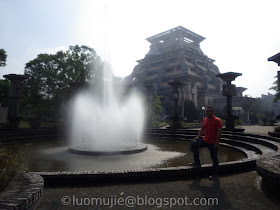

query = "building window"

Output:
[[197, 61, 204, 66], [190, 67, 196, 71]]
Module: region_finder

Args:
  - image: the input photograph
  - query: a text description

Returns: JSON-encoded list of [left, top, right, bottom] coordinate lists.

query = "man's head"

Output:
[[206, 106, 214, 118]]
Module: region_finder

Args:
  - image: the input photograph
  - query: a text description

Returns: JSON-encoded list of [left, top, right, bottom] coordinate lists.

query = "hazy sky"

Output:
[[1, 0, 280, 97]]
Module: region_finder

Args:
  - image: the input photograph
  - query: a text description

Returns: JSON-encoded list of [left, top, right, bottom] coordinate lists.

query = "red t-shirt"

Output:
[[202, 115, 222, 144]]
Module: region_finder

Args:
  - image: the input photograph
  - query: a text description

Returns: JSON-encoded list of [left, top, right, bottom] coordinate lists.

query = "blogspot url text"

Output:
[[61, 195, 219, 208]]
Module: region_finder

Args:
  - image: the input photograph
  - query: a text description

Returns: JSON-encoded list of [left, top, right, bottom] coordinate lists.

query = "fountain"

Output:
[[3, 72, 249, 171], [17, 67, 247, 172], [67, 65, 147, 155]]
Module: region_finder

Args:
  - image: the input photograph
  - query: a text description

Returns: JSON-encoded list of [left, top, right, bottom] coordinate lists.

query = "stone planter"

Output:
[[256, 153, 280, 194], [0, 172, 44, 209]]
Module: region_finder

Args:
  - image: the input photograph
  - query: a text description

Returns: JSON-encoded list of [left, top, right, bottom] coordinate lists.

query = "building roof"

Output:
[[236, 87, 247, 93], [268, 52, 280, 66], [146, 26, 205, 44], [216, 72, 242, 82]]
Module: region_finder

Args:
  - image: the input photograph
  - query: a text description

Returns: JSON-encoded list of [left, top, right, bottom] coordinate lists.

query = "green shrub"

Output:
[[19, 120, 31, 129], [181, 122, 202, 127], [234, 118, 242, 126], [0, 147, 24, 191], [152, 121, 166, 127], [40, 122, 62, 128], [220, 118, 241, 126], [262, 118, 277, 126], [167, 120, 183, 129], [274, 126, 280, 133]]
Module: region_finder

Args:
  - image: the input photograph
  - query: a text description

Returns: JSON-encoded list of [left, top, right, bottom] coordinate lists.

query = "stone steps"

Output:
[[145, 129, 280, 159], [0, 128, 66, 145], [0, 128, 279, 186]]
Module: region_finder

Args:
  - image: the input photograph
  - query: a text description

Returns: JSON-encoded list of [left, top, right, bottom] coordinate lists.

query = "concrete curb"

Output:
[[36, 157, 256, 186]]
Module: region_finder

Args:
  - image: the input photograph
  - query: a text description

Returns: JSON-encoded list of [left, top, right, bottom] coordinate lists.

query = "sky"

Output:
[[0, 0, 280, 98]]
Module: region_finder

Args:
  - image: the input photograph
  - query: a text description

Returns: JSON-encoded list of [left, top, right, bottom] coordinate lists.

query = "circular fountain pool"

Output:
[[8, 138, 246, 172]]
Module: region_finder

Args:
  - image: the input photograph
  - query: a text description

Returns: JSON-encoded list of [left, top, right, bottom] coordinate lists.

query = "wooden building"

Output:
[[123, 26, 224, 117]]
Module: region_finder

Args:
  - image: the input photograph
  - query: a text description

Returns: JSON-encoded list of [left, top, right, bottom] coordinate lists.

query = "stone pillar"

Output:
[[174, 89, 179, 119], [168, 81, 186, 128], [179, 87, 185, 120], [3, 74, 27, 128], [217, 72, 242, 131], [244, 108, 250, 125]]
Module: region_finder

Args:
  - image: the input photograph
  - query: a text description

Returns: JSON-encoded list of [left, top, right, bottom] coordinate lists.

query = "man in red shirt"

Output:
[[190, 106, 222, 180]]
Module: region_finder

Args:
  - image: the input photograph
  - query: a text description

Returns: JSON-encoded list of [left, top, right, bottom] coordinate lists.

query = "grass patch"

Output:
[[40, 122, 61, 128], [19, 120, 31, 129], [181, 122, 202, 127], [0, 146, 24, 191], [18, 120, 62, 129], [152, 121, 166, 127]]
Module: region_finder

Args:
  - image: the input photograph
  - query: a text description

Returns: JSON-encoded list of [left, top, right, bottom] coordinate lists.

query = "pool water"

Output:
[[7, 138, 246, 172]]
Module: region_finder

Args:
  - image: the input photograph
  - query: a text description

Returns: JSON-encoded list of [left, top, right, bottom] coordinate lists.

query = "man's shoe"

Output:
[[209, 175, 218, 180], [189, 162, 201, 167]]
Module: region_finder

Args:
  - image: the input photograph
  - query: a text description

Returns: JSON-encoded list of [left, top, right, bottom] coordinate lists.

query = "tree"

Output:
[[184, 100, 200, 122], [23, 45, 104, 122], [270, 77, 280, 102], [248, 98, 275, 125], [249, 98, 263, 124], [151, 92, 163, 121], [24, 45, 103, 101], [0, 79, 10, 107], [0, 49, 7, 67]]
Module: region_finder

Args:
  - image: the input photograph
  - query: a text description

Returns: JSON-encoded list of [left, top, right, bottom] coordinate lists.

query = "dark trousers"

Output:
[[193, 137, 219, 175]]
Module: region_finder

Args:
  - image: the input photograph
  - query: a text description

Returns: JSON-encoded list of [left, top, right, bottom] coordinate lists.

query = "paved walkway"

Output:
[[37, 126, 280, 209], [239, 125, 276, 136], [38, 172, 280, 209]]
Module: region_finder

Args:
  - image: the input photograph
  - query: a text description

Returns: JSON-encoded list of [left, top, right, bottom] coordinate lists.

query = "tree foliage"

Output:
[[184, 100, 200, 122], [0, 79, 10, 107], [23, 45, 104, 121], [269, 77, 280, 102], [151, 92, 163, 121], [0, 49, 7, 67], [24, 45, 103, 101], [249, 98, 274, 125]]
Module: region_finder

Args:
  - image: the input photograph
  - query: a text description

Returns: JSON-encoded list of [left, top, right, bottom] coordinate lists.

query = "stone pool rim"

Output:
[[1, 128, 279, 186]]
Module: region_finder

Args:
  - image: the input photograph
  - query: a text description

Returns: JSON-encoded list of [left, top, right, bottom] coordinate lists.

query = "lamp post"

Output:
[[202, 106, 205, 121]]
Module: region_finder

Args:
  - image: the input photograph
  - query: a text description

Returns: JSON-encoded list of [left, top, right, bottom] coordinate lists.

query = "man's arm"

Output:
[[195, 127, 204, 140], [214, 128, 222, 149]]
